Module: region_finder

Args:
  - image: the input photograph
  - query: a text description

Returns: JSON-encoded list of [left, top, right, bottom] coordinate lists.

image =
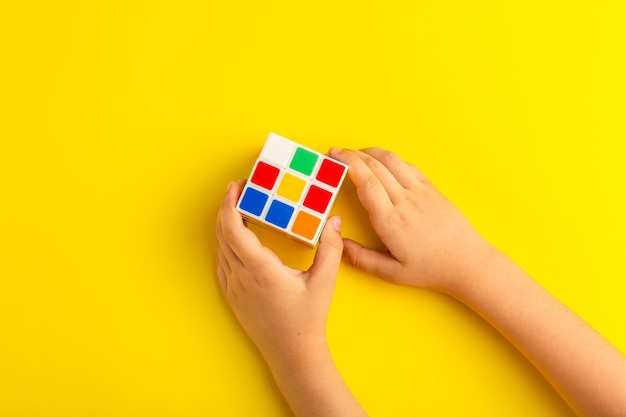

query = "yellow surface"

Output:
[[1, 1, 625, 416]]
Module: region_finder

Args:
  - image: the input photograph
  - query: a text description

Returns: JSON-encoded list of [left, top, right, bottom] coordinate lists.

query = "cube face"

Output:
[[236, 132, 349, 247]]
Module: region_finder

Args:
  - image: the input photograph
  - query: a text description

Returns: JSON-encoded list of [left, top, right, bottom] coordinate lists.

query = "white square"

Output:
[[259, 132, 296, 166]]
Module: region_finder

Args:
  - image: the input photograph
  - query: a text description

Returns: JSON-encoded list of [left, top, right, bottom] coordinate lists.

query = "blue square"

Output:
[[265, 200, 295, 229], [239, 187, 269, 216]]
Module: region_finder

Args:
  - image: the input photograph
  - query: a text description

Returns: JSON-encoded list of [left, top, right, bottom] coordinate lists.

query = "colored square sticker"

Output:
[[276, 173, 306, 203], [260, 133, 297, 166], [250, 161, 280, 190], [290, 147, 319, 176], [303, 185, 332, 214], [238, 187, 269, 217], [265, 200, 295, 229], [291, 211, 321, 240], [316, 158, 346, 187]]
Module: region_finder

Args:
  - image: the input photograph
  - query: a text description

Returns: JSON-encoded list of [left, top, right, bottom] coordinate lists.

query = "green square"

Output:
[[289, 147, 319, 176]]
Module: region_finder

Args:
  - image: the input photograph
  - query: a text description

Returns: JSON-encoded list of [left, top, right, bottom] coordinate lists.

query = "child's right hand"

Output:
[[329, 147, 496, 294], [330, 147, 626, 417]]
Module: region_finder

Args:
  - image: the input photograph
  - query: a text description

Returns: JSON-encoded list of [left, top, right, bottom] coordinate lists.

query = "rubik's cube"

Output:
[[236, 133, 348, 247]]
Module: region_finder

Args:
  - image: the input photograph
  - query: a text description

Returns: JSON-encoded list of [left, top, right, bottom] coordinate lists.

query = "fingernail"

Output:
[[332, 216, 342, 232], [329, 147, 341, 156], [225, 182, 233, 192]]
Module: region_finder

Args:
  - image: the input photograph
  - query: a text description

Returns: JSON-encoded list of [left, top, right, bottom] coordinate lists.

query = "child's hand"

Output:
[[215, 181, 344, 361], [329, 147, 495, 294]]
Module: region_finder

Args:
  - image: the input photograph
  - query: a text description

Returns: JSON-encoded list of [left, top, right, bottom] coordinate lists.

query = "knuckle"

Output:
[[251, 271, 273, 288], [363, 154, 381, 170], [346, 251, 359, 268], [343, 150, 360, 167], [325, 236, 344, 253], [394, 209, 414, 226], [221, 226, 237, 246], [363, 172, 381, 190], [380, 151, 399, 166], [347, 250, 364, 270]]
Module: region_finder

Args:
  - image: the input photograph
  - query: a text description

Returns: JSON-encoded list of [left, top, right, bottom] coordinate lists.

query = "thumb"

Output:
[[342, 238, 403, 282], [307, 215, 344, 289]]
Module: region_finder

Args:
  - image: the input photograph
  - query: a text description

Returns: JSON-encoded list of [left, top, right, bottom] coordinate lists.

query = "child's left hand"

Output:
[[215, 180, 344, 363]]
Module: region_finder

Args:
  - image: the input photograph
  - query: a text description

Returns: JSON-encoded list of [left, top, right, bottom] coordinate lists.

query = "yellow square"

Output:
[[276, 173, 306, 203]]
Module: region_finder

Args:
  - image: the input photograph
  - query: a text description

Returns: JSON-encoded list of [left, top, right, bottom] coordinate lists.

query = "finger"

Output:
[[216, 234, 233, 277], [351, 149, 407, 201], [216, 260, 228, 292], [307, 215, 344, 292], [342, 238, 404, 282], [360, 147, 420, 188], [216, 208, 243, 268], [219, 181, 271, 267], [329, 148, 394, 215], [407, 163, 430, 183]]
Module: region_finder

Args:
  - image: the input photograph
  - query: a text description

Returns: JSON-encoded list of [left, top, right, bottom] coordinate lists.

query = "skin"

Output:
[[216, 181, 365, 417], [216, 147, 626, 417]]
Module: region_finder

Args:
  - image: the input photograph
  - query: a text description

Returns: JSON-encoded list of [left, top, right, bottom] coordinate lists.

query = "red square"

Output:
[[303, 185, 332, 214], [250, 161, 280, 190], [316, 158, 346, 187]]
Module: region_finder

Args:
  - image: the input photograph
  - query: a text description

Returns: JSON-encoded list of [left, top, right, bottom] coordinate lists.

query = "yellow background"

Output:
[[1, 0, 625, 416]]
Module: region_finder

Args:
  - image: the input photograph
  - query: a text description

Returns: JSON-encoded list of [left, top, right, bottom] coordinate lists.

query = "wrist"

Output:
[[440, 240, 504, 301], [262, 335, 335, 396], [259, 329, 330, 371], [260, 332, 367, 417]]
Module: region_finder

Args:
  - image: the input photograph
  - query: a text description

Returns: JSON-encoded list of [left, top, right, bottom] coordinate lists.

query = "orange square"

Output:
[[291, 211, 321, 241]]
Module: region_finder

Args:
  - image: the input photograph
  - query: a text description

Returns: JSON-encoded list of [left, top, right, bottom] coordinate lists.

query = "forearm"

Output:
[[448, 248, 626, 417], [261, 338, 368, 417]]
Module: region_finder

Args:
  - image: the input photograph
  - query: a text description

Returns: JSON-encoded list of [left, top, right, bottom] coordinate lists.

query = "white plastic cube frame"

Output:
[[235, 132, 348, 247]]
